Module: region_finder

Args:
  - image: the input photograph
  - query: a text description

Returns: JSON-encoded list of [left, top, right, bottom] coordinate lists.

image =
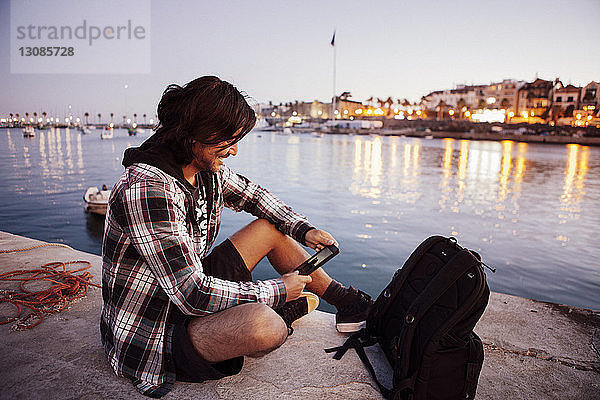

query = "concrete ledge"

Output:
[[0, 231, 598, 399]]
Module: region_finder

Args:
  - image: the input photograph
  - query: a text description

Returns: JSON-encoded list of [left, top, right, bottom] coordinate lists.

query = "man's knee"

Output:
[[246, 304, 288, 354], [252, 218, 280, 235]]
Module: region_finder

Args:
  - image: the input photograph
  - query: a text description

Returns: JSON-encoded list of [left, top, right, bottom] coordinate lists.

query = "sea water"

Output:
[[1, 127, 598, 312]]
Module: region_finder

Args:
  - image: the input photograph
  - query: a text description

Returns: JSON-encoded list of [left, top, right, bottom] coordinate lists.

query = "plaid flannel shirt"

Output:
[[100, 163, 314, 397]]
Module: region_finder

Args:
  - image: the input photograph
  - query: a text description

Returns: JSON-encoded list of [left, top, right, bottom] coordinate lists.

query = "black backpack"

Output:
[[327, 236, 491, 400]]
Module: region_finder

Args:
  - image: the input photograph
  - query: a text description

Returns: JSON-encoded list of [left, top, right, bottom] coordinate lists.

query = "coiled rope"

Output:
[[0, 243, 100, 330]]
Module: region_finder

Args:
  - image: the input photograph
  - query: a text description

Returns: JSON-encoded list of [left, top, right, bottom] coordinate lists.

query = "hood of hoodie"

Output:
[[122, 134, 197, 192]]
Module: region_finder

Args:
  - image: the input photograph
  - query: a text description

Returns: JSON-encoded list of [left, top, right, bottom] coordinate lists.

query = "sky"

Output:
[[1, 0, 599, 121]]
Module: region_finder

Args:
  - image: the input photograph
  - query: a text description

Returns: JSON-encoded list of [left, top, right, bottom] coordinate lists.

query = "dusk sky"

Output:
[[1, 0, 599, 120]]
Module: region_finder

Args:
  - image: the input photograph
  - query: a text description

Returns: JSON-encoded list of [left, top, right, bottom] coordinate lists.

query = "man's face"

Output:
[[191, 139, 239, 173]]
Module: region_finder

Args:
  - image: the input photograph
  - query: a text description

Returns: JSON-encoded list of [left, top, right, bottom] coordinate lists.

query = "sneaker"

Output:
[[275, 292, 319, 335], [335, 286, 373, 333]]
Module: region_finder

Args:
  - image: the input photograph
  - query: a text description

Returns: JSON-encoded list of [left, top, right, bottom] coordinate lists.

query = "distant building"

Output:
[[580, 81, 599, 116], [516, 78, 559, 120], [551, 83, 581, 119], [482, 79, 525, 113], [335, 97, 364, 119]]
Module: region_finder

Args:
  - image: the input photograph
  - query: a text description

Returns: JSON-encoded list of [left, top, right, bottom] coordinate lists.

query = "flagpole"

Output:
[[332, 43, 336, 126]]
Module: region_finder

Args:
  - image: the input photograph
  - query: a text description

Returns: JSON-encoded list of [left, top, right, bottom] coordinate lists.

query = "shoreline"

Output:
[[288, 127, 600, 146]]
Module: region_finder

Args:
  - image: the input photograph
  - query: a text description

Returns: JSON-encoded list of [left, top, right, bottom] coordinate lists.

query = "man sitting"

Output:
[[100, 76, 372, 397]]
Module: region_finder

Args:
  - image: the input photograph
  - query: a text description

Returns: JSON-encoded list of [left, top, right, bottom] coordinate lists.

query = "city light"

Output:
[[449, 109, 455, 116], [471, 109, 506, 123], [355, 109, 363, 114], [465, 111, 471, 117]]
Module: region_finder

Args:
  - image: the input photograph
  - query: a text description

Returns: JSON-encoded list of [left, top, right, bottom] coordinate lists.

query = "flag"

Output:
[[330, 31, 336, 47]]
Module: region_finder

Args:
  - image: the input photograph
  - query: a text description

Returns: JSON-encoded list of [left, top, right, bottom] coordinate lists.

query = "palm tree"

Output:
[[110, 113, 114, 124], [457, 98, 467, 119], [25, 112, 29, 123], [133, 113, 137, 123], [436, 101, 447, 121], [84, 112, 89, 126], [143, 114, 147, 124], [33, 112, 37, 124], [97, 113, 101, 124]]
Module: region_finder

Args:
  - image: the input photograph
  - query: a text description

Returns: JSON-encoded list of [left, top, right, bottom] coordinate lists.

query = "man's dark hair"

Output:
[[155, 76, 256, 164]]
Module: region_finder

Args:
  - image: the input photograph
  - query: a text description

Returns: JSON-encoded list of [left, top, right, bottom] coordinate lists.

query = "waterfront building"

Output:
[[482, 79, 525, 114], [580, 82, 599, 116], [551, 83, 581, 121], [516, 78, 559, 120]]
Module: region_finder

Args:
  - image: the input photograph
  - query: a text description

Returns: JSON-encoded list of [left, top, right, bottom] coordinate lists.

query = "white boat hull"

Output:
[[84, 187, 109, 216]]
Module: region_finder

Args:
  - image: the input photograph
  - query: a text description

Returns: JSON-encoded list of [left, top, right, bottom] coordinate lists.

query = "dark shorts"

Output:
[[171, 239, 251, 383]]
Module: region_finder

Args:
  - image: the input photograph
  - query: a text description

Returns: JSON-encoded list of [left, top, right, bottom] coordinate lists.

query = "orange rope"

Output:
[[0, 260, 100, 330], [0, 242, 73, 253]]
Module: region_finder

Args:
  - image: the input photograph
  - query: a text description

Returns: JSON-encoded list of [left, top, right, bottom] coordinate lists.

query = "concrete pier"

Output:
[[0, 231, 598, 399]]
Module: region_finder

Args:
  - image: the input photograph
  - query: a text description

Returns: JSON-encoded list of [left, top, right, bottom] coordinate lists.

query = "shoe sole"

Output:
[[336, 320, 366, 333], [302, 292, 319, 314]]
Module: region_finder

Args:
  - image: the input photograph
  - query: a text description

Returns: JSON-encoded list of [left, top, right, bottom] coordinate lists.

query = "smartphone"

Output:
[[295, 244, 339, 275]]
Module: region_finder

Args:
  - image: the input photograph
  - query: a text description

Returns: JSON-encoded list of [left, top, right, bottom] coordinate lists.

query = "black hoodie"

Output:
[[122, 133, 198, 193]]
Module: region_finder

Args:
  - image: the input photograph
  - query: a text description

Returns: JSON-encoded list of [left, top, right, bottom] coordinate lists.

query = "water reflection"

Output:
[[85, 213, 106, 240], [557, 145, 590, 245]]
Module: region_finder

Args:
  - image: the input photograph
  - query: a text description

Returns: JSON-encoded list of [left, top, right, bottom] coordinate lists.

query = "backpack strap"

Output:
[[463, 332, 484, 397], [325, 330, 392, 399]]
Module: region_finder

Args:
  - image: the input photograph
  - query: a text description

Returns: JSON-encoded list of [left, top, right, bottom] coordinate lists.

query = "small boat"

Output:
[[127, 127, 137, 136], [22, 126, 35, 137], [84, 186, 110, 215], [101, 128, 114, 140], [80, 126, 92, 134]]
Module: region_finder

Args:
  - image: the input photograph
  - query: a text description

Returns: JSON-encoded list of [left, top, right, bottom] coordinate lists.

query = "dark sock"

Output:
[[322, 280, 347, 308]]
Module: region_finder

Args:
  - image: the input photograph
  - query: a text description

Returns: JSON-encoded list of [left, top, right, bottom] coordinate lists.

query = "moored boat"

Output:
[[101, 127, 114, 139], [83, 186, 110, 215], [22, 126, 35, 137]]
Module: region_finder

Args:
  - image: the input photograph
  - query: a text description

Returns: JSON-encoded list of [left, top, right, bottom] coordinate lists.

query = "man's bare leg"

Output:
[[229, 218, 333, 296], [186, 218, 336, 363], [187, 303, 288, 362]]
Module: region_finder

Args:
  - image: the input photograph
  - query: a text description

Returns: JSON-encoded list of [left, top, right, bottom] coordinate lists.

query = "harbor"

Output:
[[0, 231, 598, 399], [2, 2, 599, 398]]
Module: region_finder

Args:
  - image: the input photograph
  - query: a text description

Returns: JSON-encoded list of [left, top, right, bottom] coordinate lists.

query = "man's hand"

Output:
[[305, 229, 338, 251], [281, 271, 312, 302]]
